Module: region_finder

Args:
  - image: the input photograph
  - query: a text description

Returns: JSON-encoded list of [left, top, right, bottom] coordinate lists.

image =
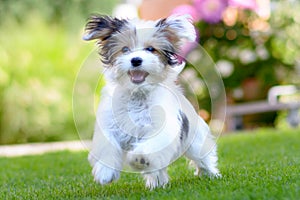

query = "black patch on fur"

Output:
[[163, 50, 179, 66], [155, 18, 167, 27], [178, 110, 189, 141], [84, 15, 128, 41]]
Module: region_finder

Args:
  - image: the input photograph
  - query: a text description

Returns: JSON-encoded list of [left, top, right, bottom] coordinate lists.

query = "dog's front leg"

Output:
[[88, 125, 123, 185], [90, 161, 120, 185], [143, 168, 169, 190], [127, 126, 181, 189], [128, 128, 181, 164]]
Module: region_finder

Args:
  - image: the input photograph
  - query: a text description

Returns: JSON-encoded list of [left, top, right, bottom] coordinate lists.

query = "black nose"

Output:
[[131, 57, 143, 67]]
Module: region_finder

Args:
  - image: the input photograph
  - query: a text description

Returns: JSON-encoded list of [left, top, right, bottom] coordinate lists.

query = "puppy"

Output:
[[83, 14, 220, 189]]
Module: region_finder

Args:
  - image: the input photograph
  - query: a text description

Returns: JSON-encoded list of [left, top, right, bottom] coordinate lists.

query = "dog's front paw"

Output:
[[92, 162, 120, 185], [144, 170, 169, 190], [128, 154, 150, 170]]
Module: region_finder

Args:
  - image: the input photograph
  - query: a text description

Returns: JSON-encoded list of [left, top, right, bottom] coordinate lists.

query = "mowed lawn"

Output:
[[1, 129, 299, 199]]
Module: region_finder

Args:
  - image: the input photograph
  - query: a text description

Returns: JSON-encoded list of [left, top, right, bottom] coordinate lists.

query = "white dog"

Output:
[[83, 14, 220, 189]]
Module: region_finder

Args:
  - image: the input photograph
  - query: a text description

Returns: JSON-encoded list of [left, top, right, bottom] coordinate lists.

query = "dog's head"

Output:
[[83, 15, 196, 86]]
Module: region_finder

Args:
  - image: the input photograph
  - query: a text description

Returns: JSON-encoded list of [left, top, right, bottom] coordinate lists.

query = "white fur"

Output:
[[164, 14, 196, 45], [86, 15, 220, 189]]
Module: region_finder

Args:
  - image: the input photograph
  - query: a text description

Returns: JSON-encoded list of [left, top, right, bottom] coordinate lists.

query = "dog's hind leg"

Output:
[[184, 129, 221, 178]]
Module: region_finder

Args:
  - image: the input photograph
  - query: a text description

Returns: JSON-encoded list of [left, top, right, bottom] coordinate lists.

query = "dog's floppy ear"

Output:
[[156, 14, 196, 47], [83, 15, 128, 41]]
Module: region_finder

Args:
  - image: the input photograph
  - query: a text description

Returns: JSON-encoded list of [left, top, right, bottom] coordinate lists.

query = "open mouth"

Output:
[[128, 70, 149, 84]]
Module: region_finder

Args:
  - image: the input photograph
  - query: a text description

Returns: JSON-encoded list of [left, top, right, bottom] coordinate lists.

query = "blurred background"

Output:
[[1, 0, 300, 144]]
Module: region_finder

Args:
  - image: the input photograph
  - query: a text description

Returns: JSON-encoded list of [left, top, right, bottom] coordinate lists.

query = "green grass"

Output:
[[1, 129, 299, 199]]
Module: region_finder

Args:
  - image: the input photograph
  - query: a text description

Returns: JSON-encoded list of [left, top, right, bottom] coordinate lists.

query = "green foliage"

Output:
[[0, 1, 119, 144], [0, 129, 299, 199], [0, 18, 87, 143], [191, 1, 300, 103], [0, 0, 119, 29]]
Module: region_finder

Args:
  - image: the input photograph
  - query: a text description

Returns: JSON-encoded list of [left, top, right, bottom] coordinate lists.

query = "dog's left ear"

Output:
[[156, 14, 196, 48], [82, 15, 128, 41]]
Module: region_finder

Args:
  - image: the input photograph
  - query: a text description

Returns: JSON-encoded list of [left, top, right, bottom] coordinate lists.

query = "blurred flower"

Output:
[[223, 7, 238, 26], [216, 60, 234, 78], [239, 49, 257, 64], [256, 45, 269, 60], [228, 0, 257, 10], [171, 4, 200, 21], [194, 0, 227, 23]]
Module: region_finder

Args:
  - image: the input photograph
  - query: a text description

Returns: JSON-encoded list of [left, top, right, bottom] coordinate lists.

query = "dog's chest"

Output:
[[126, 92, 152, 126], [110, 90, 154, 149]]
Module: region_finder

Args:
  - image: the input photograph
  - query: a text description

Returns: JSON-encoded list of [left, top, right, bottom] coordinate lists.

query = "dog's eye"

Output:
[[122, 46, 130, 53], [145, 46, 156, 52]]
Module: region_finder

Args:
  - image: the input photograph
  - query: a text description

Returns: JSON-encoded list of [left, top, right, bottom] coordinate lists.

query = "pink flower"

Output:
[[228, 0, 257, 10], [171, 4, 200, 22], [194, 0, 228, 23]]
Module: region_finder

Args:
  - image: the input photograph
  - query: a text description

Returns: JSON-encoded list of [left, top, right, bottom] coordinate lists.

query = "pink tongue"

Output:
[[129, 70, 149, 84]]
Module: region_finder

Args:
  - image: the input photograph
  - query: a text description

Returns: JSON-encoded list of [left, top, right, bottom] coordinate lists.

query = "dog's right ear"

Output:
[[83, 15, 127, 41]]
